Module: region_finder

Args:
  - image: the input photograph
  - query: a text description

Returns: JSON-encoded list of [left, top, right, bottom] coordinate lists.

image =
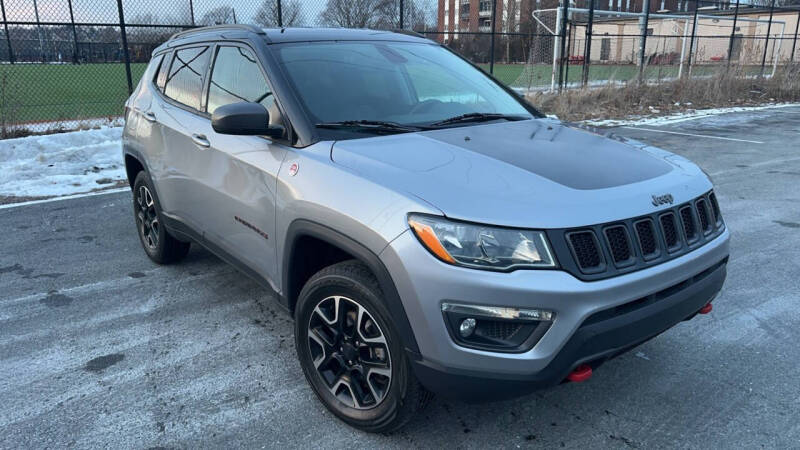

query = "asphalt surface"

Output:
[[2, 106, 800, 449]]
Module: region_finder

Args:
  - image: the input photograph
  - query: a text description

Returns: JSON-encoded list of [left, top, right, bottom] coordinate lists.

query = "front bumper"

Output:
[[380, 227, 730, 399]]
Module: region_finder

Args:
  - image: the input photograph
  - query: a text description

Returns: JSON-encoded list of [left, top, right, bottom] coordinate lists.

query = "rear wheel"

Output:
[[295, 260, 431, 433], [132, 171, 190, 264]]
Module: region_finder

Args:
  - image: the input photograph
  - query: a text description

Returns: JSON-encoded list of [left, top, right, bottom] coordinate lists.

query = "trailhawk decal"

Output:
[[235, 216, 269, 240]]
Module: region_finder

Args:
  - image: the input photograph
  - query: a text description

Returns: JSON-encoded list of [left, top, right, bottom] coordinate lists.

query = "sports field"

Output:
[[0, 63, 147, 123], [0, 61, 759, 125]]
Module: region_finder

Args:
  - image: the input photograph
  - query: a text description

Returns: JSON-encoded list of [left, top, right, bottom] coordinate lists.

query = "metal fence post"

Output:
[[189, 0, 196, 26], [686, 0, 699, 77], [564, 20, 572, 85], [791, 10, 800, 63], [0, 0, 13, 64], [489, 0, 497, 74], [277, 0, 283, 27], [557, 0, 569, 90], [116, 0, 133, 95], [726, 0, 739, 69], [582, 0, 595, 87], [33, 0, 45, 62], [399, 0, 404, 29], [759, 0, 775, 77], [68, 0, 79, 63], [638, 0, 651, 81]]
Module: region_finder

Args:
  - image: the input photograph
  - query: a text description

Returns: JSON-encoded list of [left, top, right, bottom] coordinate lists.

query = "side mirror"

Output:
[[211, 102, 283, 138]]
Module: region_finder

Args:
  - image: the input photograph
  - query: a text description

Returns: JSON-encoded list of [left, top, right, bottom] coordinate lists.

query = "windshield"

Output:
[[273, 41, 534, 135]]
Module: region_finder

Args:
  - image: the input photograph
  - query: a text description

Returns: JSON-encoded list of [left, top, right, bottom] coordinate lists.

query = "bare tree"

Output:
[[319, 0, 397, 28], [254, 0, 305, 27], [127, 14, 173, 45], [199, 6, 236, 26], [403, 0, 437, 31]]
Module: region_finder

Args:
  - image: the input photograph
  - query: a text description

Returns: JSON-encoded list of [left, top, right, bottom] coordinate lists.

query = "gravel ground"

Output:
[[1, 106, 799, 449]]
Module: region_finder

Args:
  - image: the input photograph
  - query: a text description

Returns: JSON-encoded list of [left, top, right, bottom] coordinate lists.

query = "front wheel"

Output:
[[294, 260, 431, 433]]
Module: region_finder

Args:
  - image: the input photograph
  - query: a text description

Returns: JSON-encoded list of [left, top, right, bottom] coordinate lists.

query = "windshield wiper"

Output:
[[429, 113, 528, 127], [315, 120, 426, 133]]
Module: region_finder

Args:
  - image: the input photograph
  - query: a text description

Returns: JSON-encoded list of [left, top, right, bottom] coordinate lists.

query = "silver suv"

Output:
[[123, 25, 730, 432]]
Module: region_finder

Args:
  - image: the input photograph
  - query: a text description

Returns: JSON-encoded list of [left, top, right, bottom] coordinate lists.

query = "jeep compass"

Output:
[[122, 25, 729, 432]]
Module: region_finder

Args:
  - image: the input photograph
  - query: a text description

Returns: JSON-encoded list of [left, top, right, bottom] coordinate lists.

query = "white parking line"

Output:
[[620, 126, 765, 144], [0, 187, 129, 211]]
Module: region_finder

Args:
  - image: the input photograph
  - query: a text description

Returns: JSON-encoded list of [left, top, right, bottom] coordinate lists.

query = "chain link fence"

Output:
[[1, 0, 799, 136]]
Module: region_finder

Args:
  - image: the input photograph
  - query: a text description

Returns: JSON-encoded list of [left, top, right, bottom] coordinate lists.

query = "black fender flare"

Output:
[[282, 219, 420, 354], [122, 147, 151, 188]]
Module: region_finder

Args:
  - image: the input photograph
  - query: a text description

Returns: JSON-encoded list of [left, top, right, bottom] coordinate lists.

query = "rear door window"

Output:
[[207, 46, 274, 115], [164, 46, 211, 111]]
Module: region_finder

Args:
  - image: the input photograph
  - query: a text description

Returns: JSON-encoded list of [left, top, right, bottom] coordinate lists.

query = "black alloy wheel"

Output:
[[307, 295, 392, 409]]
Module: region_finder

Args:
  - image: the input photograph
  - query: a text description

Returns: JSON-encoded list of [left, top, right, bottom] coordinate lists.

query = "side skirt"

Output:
[[161, 214, 290, 314]]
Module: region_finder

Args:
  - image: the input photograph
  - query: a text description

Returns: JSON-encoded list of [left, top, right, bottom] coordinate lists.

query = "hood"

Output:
[[331, 119, 712, 228]]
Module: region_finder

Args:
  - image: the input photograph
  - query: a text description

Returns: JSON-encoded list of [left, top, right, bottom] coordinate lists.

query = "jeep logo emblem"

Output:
[[651, 194, 674, 207]]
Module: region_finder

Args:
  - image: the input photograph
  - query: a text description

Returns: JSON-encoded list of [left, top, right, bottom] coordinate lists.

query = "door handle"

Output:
[[143, 111, 156, 122], [191, 133, 210, 148]]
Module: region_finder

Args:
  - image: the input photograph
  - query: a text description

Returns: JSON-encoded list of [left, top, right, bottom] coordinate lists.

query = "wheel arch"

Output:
[[283, 219, 420, 354], [123, 148, 148, 189]]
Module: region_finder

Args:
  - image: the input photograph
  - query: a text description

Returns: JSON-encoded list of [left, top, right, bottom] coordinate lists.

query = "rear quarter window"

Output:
[[155, 53, 168, 91]]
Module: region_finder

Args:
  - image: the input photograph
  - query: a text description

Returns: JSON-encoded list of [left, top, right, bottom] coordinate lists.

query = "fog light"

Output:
[[459, 318, 476, 337]]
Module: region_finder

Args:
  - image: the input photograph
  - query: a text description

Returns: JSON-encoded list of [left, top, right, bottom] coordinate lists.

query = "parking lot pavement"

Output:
[[2, 106, 799, 449]]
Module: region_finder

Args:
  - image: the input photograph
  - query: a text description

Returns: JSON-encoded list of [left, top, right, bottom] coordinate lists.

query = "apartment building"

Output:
[[437, 0, 689, 42]]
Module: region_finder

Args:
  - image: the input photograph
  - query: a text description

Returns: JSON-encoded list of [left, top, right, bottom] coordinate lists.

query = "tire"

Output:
[[294, 260, 431, 433], [132, 171, 190, 264]]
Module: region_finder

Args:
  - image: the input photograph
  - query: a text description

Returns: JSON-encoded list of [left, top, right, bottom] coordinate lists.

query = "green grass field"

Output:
[[0, 63, 147, 123], [0, 61, 764, 125]]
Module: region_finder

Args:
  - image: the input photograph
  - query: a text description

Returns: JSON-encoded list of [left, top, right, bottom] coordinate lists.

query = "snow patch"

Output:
[[7, 117, 124, 135], [0, 127, 125, 198], [583, 103, 800, 127]]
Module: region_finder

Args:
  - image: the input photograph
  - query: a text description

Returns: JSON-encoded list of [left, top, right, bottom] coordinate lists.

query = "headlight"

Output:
[[407, 214, 556, 270]]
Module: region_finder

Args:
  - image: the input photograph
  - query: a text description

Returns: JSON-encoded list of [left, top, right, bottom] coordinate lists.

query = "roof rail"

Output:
[[170, 24, 265, 41], [390, 29, 428, 40]]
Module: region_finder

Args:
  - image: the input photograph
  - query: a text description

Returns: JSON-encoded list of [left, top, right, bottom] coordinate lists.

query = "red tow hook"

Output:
[[699, 303, 713, 314], [567, 364, 593, 383]]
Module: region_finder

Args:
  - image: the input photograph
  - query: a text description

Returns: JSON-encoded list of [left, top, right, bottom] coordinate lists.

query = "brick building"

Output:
[[437, 0, 697, 42]]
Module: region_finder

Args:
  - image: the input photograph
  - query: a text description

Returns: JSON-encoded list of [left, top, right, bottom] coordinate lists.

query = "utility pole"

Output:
[[557, 0, 569, 90], [686, 0, 699, 77], [791, 10, 800, 63], [582, 0, 595, 86], [489, 0, 498, 74], [759, 0, 775, 77], [726, 0, 739, 68], [638, 0, 651, 81]]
